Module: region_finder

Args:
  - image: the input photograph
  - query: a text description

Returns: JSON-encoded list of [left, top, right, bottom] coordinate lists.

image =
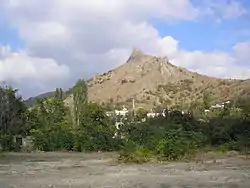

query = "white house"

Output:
[[210, 101, 231, 110], [105, 111, 114, 117], [115, 106, 129, 116], [147, 112, 161, 118], [146, 109, 168, 118], [211, 104, 224, 109]]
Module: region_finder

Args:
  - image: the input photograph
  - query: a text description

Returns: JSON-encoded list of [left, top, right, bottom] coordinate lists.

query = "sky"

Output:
[[0, 0, 250, 98]]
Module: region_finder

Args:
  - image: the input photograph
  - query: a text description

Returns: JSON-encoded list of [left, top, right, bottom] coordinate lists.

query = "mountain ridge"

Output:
[[84, 49, 249, 109], [26, 49, 250, 109]]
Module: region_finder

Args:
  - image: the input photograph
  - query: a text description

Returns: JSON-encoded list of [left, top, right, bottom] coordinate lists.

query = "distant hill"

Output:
[[24, 92, 55, 107]]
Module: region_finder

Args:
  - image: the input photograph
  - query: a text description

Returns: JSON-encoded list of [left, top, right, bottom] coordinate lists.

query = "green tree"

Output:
[[0, 85, 26, 135], [135, 108, 148, 121], [220, 102, 231, 118], [0, 84, 27, 151], [156, 129, 203, 160], [73, 102, 118, 151], [54, 88, 63, 100], [236, 97, 250, 119], [202, 91, 210, 109], [72, 79, 88, 126], [28, 88, 72, 151]]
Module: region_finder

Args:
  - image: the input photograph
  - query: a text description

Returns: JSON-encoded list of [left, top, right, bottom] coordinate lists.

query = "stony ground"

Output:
[[0, 152, 250, 188]]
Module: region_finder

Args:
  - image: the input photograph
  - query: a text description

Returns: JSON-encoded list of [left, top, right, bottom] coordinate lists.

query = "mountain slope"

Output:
[[25, 90, 69, 107], [24, 92, 55, 107], [84, 48, 250, 109]]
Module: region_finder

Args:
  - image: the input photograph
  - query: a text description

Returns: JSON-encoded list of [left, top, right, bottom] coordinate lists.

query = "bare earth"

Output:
[[0, 152, 250, 188]]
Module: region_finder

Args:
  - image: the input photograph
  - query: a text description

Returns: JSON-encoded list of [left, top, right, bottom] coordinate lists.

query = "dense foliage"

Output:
[[118, 106, 250, 163], [26, 80, 120, 152], [0, 84, 27, 151], [0, 81, 250, 164]]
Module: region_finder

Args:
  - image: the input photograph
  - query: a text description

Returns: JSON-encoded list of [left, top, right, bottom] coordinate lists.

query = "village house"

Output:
[[114, 106, 129, 116], [211, 100, 231, 109]]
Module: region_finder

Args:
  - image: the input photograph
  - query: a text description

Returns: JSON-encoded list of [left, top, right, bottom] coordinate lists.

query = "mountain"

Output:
[[24, 90, 69, 107], [29, 48, 250, 109], [24, 92, 55, 107], [84, 48, 250, 109]]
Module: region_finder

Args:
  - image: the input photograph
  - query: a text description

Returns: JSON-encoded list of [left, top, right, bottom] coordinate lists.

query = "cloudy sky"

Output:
[[0, 0, 250, 98]]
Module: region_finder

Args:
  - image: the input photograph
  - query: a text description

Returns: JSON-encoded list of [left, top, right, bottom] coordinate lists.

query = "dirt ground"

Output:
[[0, 152, 250, 188]]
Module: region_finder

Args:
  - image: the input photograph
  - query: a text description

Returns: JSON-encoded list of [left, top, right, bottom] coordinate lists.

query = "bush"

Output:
[[0, 134, 15, 151], [217, 141, 241, 153], [118, 141, 153, 164], [30, 123, 74, 151], [156, 129, 203, 160]]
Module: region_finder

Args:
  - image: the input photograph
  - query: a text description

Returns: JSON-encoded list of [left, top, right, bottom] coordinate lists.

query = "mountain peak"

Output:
[[131, 47, 143, 56], [85, 51, 250, 110], [126, 47, 145, 63]]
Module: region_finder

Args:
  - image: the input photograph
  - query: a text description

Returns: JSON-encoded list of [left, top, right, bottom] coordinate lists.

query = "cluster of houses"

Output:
[[107, 100, 234, 139], [106, 100, 233, 122], [105, 106, 129, 117], [105, 106, 167, 119]]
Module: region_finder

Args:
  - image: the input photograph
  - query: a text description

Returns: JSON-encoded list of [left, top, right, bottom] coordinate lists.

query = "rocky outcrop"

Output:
[[78, 48, 250, 109]]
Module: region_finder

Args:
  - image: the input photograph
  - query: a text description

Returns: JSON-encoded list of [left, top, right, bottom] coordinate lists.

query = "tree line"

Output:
[[0, 80, 250, 163]]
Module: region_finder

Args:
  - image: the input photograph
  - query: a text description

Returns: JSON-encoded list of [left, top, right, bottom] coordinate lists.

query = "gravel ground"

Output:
[[0, 152, 250, 188]]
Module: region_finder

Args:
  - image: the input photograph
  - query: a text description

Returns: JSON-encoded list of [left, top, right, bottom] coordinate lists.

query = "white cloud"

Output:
[[200, 0, 247, 21], [232, 41, 250, 64], [216, 0, 247, 19], [167, 41, 250, 79], [0, 46, 70, 97], [0, 0, 249, 97]]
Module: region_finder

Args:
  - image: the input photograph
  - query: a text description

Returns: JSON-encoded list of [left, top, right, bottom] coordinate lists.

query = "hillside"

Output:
[[25, 90, 69, 107], [30, 48, 250, 110], [83, 48, 250, 109], [24, 92, 55, 107]]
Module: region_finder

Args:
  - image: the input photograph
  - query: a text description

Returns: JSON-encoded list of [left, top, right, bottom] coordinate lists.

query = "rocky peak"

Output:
[[131, 47, 143, 56], [84, 48, 250, 110], [126, 47, 145, 63]]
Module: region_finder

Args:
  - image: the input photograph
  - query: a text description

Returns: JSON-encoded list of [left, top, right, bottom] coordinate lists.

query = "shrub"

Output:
[[30, 123, 74, 152], [156, 129, 203, 161], [217, 141, 241, 153], [0, 134, 15, 151], [118, 141, 153, 164]]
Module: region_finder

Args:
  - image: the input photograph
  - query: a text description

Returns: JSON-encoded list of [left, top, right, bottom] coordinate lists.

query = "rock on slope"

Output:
[[82, 48, 250, 109]]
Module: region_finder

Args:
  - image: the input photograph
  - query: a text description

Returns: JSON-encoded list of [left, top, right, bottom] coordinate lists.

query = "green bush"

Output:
[[0, 134, 14, 151], [118, 141, 153, 164], [217, 141, 241, 153], [30, 123, 74, 151], [156, 129, 203, 160]]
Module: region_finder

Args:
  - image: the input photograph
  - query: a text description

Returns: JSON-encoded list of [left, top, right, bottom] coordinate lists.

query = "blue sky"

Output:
[[0, 24, 25, 51], [0, 0, 250, 97], [154, 0, 250, 52], [1, 17, 250, 52], [154, 18, 250, 51]]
